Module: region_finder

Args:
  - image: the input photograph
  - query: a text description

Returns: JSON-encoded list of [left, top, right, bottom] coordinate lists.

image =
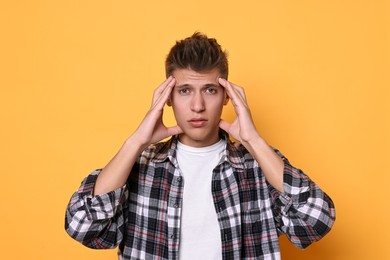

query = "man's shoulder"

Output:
[[227, 140, 250, 157], [138, 138, 173, 163], [146, 139, 171, 153]]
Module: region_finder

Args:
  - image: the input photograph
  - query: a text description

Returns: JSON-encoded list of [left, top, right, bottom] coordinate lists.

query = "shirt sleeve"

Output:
[[268, 149, 336, 249], [65, 169, 129, 249]]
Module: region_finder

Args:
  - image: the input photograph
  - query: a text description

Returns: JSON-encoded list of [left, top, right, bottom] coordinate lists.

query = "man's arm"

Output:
[[65, 169, 129, 249], [266, 150, 336, 249], [65, 77, 183, 247], [218, 78, 335, 247], [218, 78, 284, 192], [94, 76, 182, 195]]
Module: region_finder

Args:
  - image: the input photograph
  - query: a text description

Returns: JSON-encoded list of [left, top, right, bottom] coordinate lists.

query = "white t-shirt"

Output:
[[176, 139, 226, 260]]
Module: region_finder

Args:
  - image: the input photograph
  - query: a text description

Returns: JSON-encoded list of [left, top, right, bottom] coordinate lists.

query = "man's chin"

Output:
[[178, 129, 219, 147]]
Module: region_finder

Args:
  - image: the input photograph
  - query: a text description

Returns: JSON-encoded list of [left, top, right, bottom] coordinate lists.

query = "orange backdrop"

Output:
[[0, 1, 389, 259]]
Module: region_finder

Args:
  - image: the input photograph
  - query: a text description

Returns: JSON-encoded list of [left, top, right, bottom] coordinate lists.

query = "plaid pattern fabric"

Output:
[[65, 131, 335, 259]]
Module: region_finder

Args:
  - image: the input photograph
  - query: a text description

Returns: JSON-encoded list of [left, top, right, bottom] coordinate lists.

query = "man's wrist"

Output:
[[124, 135, 149, 155], [243, 133, 267, 152]]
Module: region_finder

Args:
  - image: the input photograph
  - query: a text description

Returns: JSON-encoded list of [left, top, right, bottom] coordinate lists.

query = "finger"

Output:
[[226, 81, 247, 105], [166, 125, 184, 136], [152, 76, 175, 105], [152, 76, 174, 105], [228, 81, 247, 100], [218, 78, 234, 102], [218, 78, 240, 101], [218, 78, 246, 108], [152, 77, 176, 108]]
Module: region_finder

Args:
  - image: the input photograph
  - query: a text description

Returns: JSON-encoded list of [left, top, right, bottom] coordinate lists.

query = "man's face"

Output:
[[169, 68, 228, 147]]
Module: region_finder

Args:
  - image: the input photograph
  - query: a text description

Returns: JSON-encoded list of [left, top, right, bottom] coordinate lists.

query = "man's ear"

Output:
[[223, 94, 229, 105], [167, 97, 172, 106]]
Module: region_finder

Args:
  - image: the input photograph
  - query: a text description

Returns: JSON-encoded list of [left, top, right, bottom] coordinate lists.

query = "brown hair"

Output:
[[165, 32, 229, 79]]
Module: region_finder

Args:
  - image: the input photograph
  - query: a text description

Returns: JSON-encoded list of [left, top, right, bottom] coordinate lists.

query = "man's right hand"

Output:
[[131, 76, 183, 150], [94, 77, 182, 196]]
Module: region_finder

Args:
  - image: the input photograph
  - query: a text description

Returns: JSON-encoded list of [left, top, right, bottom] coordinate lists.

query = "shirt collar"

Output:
[[151, 129, 245, 169]]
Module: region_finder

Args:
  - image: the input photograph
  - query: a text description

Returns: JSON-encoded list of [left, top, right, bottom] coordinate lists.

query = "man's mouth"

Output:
[[188, 118, 207, 127]]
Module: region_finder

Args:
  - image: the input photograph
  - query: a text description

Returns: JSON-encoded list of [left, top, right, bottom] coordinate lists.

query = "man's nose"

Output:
[[190, 93, 205, 112]]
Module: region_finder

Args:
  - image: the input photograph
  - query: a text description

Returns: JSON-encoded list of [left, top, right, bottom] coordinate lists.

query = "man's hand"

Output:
[[218, 78, 259, 145], [218, 78, 285, 192], [94, 77, 182, 195], [132, 76, 183, 149]]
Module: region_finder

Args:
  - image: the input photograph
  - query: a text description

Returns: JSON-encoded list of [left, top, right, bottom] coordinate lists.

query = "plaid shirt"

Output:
[[65, 132, 335, 259]]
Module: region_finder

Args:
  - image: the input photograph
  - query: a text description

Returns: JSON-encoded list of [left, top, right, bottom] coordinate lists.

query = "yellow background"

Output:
[[0, 1, 389, 259]]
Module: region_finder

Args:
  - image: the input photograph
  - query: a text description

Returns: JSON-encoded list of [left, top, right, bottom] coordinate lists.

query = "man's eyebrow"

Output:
[[175, 83, 220, 88], [204, 83, 221, 87], [175, 83, 191, 88]]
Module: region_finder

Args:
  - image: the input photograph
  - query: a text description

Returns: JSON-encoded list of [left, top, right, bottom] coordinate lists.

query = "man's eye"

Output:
[[179, 89, 190, 94], [206, 88, 217, 94]]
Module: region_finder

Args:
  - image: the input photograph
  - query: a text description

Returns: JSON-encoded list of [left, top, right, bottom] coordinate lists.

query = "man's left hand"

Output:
[[218, 78, 260, 146]]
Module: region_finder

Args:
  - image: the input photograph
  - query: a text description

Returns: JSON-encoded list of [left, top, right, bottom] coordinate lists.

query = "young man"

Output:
[[65, 33, 335, 259]]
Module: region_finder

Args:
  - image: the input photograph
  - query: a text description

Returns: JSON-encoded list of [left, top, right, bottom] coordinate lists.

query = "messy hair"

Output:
[[165, 32, 229, 79]]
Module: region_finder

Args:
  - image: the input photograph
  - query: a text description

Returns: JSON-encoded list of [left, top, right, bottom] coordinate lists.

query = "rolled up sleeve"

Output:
[[269, 151, 336, 249], [65, 169, 129, 249]]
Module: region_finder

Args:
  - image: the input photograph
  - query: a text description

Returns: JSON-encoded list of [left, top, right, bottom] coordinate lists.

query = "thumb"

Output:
[[167, 125, 184, 136], [219, 119, 231, 133]]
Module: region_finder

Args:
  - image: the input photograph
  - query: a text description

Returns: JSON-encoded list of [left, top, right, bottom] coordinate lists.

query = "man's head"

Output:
[[165, 33, 230, 147], [165, 32, 228, 79]]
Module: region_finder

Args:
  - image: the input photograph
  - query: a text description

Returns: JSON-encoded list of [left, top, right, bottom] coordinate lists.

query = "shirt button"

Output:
[[173, 203, 179, 208], [170, 234, 176, 239], [176, 177, 182, 183]]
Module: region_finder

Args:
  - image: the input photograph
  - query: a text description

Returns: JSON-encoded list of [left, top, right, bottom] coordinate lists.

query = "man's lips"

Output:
[[188, 118, 207, 127]]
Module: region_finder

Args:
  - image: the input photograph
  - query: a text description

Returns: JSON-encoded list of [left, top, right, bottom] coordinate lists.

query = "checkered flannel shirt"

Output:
[[65, 131, 335, 259]]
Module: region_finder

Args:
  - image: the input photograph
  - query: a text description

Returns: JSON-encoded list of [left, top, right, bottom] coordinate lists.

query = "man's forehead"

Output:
[[172, 68, 221, 86]]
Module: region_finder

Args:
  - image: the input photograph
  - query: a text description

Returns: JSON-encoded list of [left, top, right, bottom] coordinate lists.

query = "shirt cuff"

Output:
[[272, 162, 311, 213], [77, 169, 128, 221]]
